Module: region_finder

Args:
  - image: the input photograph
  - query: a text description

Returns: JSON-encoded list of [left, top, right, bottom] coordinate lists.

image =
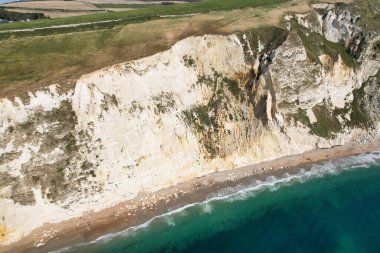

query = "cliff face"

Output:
[[1, 3, 379, 245]]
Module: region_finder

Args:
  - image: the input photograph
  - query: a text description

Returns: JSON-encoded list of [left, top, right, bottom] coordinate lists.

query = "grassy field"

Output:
[[0, 0, 295, 97], [0, 0, 289, 31], [0, 15, 219, 97], [0, 0, 368, 98]]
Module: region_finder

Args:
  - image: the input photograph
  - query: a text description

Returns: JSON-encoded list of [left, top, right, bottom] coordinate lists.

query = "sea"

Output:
[[56, 151, 380, 253], [0, 0, 19, 4]]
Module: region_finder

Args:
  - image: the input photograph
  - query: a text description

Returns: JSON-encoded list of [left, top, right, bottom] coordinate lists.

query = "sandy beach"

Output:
[[1, 140, 379, 253]]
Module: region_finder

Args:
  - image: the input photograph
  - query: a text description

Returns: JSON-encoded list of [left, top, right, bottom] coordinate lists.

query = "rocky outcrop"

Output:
[[0, 2, 379, 246]]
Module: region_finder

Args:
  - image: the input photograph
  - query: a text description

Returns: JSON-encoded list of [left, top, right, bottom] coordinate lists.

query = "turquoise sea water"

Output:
[[61, 152, 380, 253]]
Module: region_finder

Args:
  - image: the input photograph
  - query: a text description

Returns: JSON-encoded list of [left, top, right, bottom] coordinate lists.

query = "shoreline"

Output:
[[2, 140, 380, 253]]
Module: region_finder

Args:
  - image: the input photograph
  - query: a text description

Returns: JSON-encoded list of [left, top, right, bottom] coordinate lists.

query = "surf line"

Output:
[[52, 151, 380, 252]]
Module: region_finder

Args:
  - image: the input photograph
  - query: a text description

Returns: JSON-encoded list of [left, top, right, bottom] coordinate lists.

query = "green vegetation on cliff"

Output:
[[290, 17, 355, 67], [183, 69, 271, 158], [238, 26, 288, 63], [293, 72, 379, 139], [296, 107, 342, 139]]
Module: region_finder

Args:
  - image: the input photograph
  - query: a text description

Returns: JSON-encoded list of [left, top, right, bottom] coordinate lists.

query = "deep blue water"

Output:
[[61, 152, 380, 253]]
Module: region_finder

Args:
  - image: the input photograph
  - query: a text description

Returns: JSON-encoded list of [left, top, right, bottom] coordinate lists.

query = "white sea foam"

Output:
[[201, 202, 213, 214], [51, 151, 380, 253], [164, 216, 176, 227]]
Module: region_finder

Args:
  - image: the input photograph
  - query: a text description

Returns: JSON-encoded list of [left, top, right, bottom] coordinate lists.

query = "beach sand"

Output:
[[1, 140, 379, 253]]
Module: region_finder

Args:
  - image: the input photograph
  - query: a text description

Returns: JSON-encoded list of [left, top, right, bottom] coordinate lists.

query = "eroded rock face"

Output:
[[0, 3, 379, 246], [322, 5, 363, 50]]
